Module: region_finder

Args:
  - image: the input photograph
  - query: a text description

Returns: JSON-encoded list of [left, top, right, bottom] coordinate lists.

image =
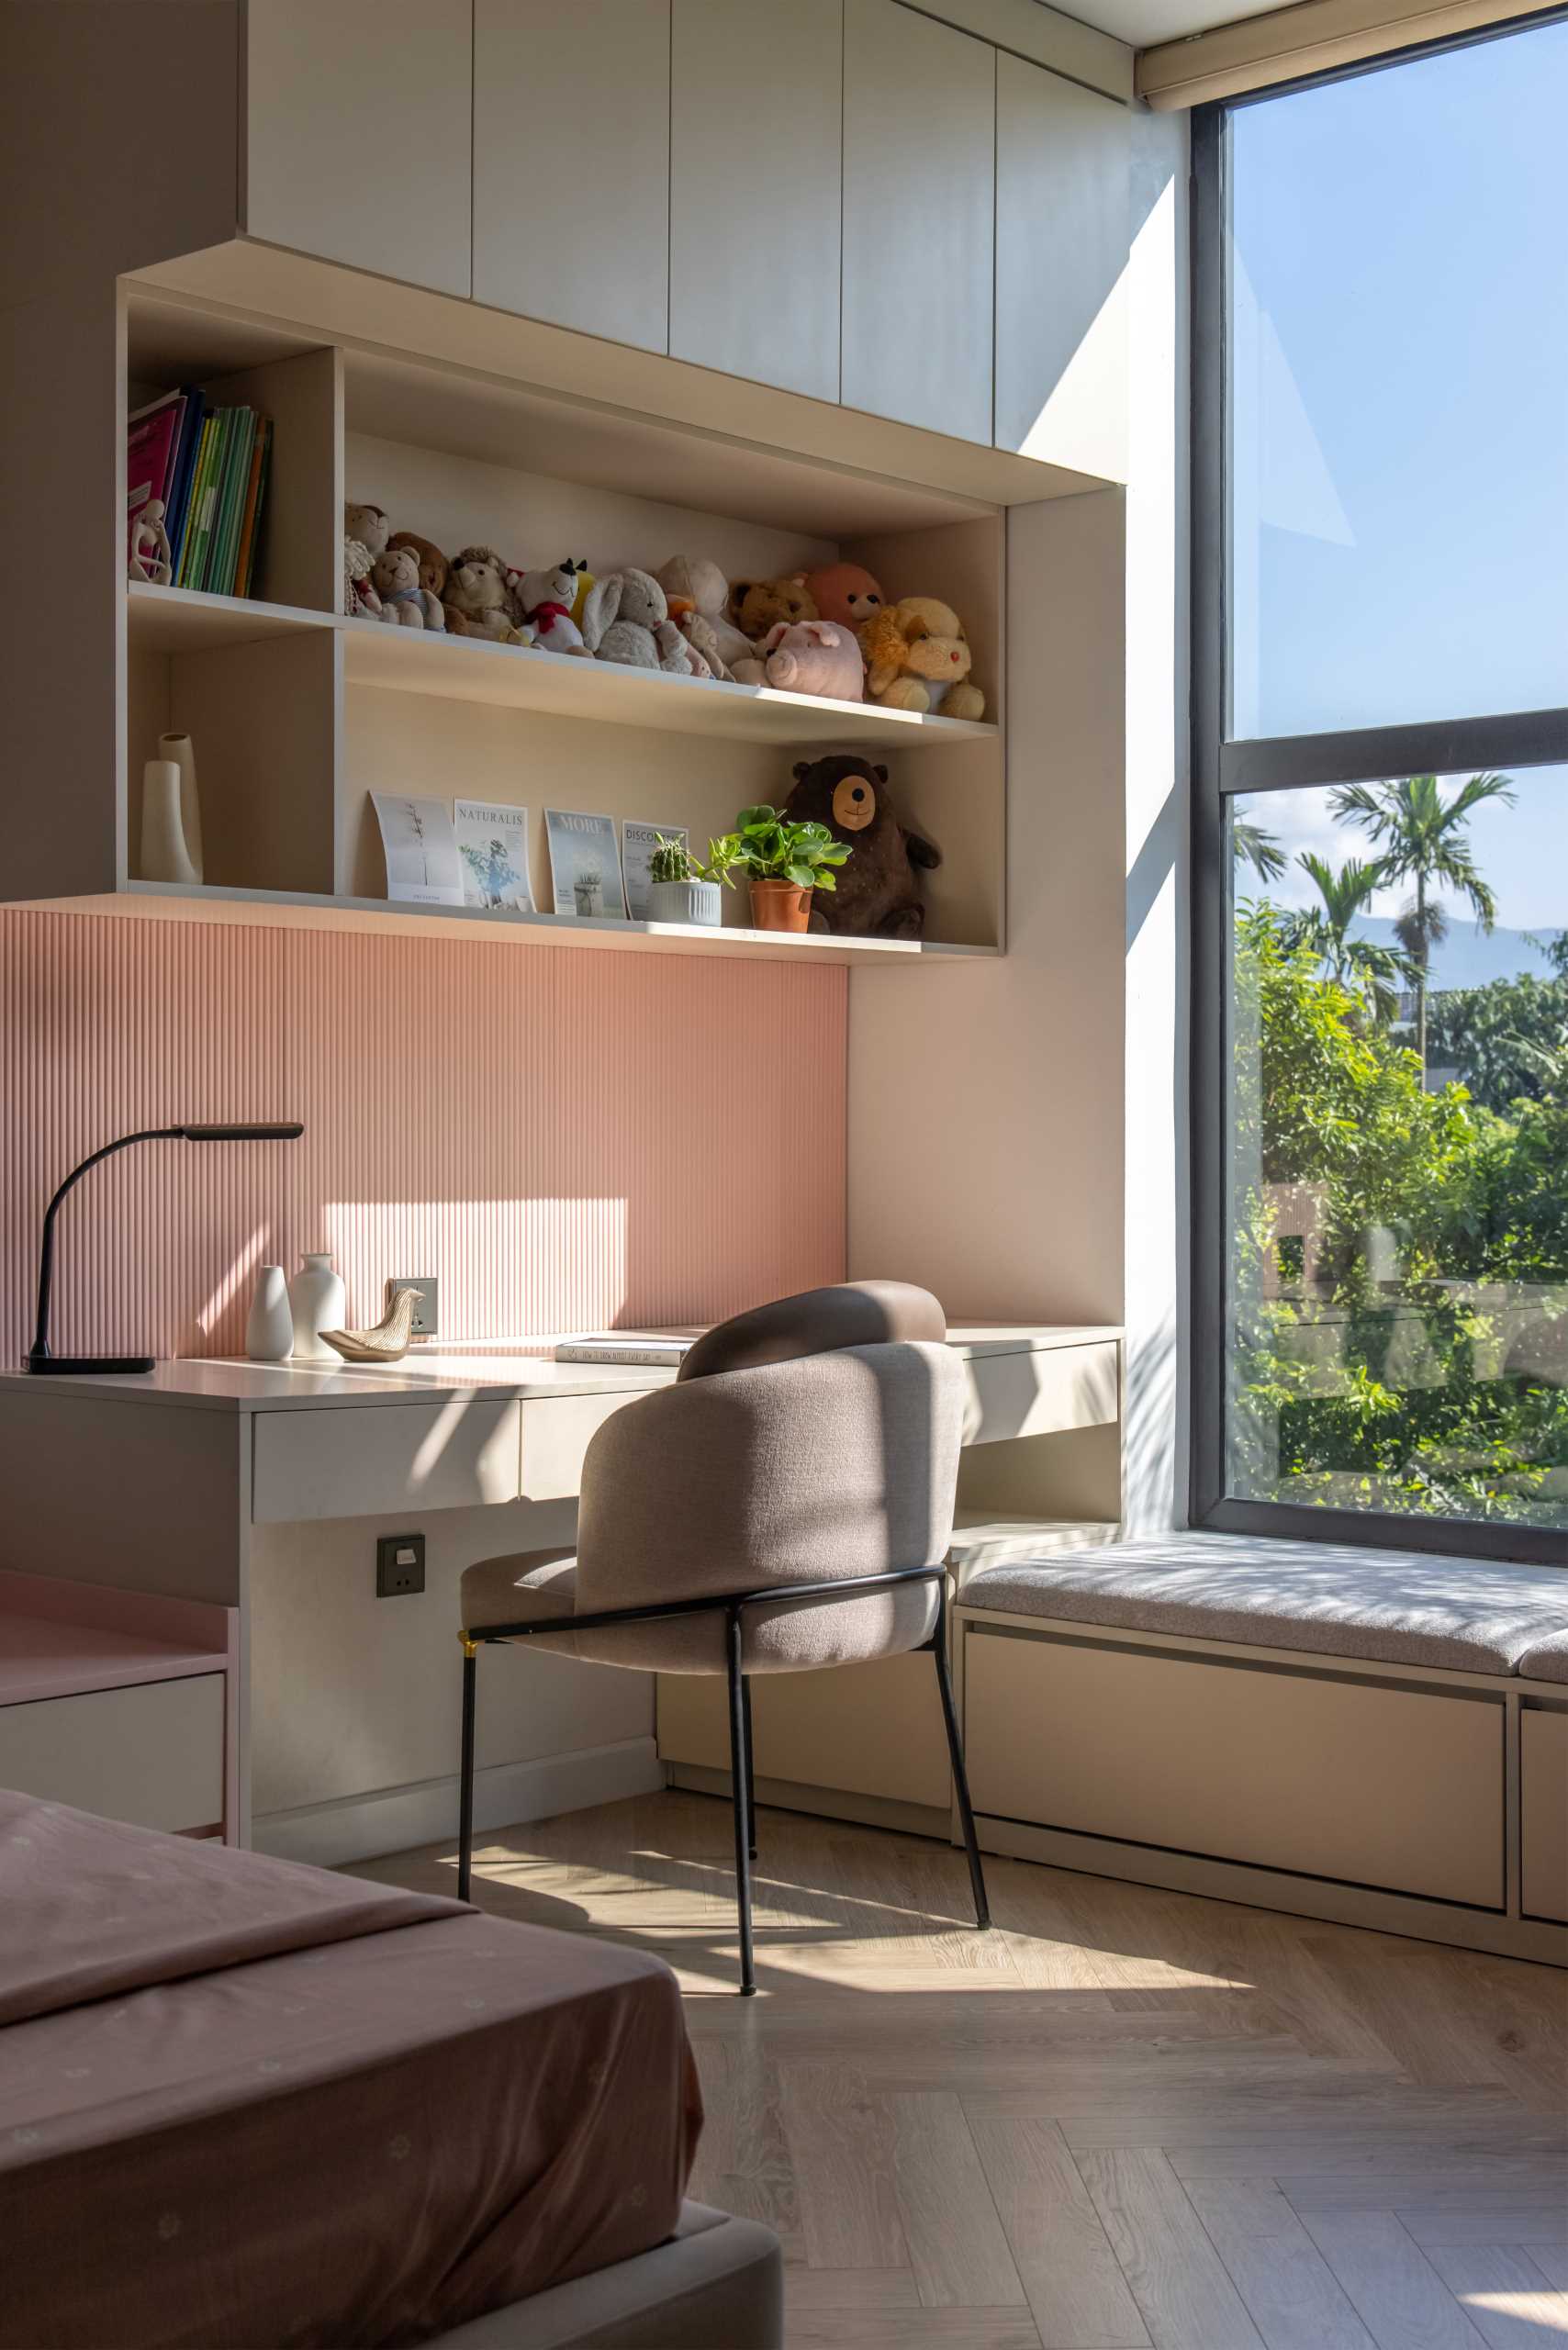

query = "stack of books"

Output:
[[127, 388, 274, 599]]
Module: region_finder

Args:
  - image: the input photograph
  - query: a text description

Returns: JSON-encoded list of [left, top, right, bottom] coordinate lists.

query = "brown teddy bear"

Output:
[[781, 754, 941, 939], [387, 531, 450, 606], [727, 573, 819, 682], [443, 545, 526, 643]]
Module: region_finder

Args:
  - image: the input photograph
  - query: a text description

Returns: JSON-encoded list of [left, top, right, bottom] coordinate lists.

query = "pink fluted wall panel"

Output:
[[1, 912, 847, 1362]]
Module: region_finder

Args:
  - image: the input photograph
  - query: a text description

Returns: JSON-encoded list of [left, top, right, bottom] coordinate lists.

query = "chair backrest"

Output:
[[678, 1280, 945, 1383], [575, 1339, 965, 1620]]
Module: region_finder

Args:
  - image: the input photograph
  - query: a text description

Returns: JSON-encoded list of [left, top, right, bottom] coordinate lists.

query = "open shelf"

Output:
[[128, 580, 334, 654], [114, 881, 998, 964], [339, 615, 996, 748]]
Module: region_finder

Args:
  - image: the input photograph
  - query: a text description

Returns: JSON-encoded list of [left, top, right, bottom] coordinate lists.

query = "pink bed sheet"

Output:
[[0, 1795, 702, 2349]]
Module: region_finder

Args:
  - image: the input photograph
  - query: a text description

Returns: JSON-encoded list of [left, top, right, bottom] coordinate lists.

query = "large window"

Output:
[[1193, 17, 1568, 1561]]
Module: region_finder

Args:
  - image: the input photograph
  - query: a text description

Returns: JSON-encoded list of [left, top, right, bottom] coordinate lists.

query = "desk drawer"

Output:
[[964, 1343, 1119, 1445], [0, 1675, 224, 1832], [252, 1401, 521, 1522], [964, 1627, 1504, 1910]]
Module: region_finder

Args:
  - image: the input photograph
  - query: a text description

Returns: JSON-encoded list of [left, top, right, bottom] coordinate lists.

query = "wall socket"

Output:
[[375, 1533, 426, 1598], [390, 1276, 439, 1337]]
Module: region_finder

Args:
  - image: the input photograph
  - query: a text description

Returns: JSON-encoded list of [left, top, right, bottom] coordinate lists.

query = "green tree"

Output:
[[1233, 816, 1286, 884], [1427, 971, 1568, 1113], [1279, 852, 1415, 1022], [1330, 773, 1516, 1071]]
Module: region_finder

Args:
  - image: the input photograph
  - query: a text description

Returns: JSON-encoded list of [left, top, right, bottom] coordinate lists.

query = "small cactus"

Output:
[[649, 834, 694, 884]]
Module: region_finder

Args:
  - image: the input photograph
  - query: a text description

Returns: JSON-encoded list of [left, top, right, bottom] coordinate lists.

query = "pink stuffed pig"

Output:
[[759, 618, 864, 702]]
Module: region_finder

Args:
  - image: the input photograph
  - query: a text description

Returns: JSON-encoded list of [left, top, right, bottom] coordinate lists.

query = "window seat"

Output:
[[959, 1532, 1568, 1678], [954, 1534, 1567, 1965]]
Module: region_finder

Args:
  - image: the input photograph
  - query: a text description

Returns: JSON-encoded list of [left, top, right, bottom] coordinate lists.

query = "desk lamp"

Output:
[[27, 1123, 305, 1375]]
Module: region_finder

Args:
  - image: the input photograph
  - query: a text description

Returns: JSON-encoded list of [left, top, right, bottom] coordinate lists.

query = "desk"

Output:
[[0, 1326, 1119, 1858]]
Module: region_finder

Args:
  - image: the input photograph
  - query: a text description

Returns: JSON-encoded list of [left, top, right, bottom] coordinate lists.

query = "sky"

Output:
[[1226, 16, 1568, 941]]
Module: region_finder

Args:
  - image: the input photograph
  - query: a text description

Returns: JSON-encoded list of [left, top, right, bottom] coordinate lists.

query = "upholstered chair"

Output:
[[456, 1281, 990, 1994]]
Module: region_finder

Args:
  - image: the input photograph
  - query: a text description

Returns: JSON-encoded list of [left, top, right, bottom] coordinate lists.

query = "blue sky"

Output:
[[1227, 16, 1567, 937]]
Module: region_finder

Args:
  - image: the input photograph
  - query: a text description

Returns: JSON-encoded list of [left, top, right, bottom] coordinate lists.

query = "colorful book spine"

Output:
[[231, 416, 268, 598], [174, 416, 218, 588], [162, 389, 206, 577], [241, 420, 274, 599]]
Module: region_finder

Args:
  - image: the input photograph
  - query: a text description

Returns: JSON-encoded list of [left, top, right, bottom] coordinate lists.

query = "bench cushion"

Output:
[[960, 1533, 1568, 1676], [1518, 1631, 1568, 1684]]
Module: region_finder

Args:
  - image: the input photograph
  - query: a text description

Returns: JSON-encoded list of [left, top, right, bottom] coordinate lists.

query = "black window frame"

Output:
[[1190, 16, 1568, 1568]]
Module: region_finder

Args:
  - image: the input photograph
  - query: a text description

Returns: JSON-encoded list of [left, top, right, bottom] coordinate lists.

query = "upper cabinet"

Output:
[[994, 54, 1130, 481], [473, 0, 671, 352], [841, 0, 995, 446], [243, 0, 473, 298], [670, 0, 843, 405]]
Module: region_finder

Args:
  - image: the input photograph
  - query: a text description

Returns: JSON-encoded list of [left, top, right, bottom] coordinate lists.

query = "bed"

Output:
[[0, 1791, 781, 2349]]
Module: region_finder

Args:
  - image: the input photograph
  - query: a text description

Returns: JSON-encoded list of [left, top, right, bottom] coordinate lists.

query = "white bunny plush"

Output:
[[579, 568, 690, 673]]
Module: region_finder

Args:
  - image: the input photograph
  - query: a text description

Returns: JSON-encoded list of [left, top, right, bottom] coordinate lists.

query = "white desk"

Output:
[[0, 1326, 1120, 1855]]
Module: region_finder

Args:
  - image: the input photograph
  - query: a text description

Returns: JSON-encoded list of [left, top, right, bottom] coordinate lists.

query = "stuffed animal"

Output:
[[803, 562, 885, 632], [387, 531, 451, 610], [860, 596, 985, 720], [516, 559, 591, 655], [759, 619, 864, 701], [727, 574, 818, 684], [343, 500, 390, 619], [579, 568, 690, 673], [371, 543, 445, 629], [443, 545, 530, 643], [655, 556, 755, 677], [782, 755, 941, 939]]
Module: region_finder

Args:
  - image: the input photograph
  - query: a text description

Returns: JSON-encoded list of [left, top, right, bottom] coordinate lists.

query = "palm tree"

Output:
[[1280, 852, 1415, 1021], [1329, 773, 1516, 1069], [1233, 816, 1286, 885]]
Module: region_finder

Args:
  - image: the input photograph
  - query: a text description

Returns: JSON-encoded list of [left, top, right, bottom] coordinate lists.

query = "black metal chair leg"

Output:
[[457, 1639, 477, 1904], [725, 1609, 756, 1995], [931, 1595, 990, 1930], [741, 1673, 758, 1859]]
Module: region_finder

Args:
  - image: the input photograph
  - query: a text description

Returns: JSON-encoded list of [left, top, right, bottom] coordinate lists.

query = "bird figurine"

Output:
[[319, 1284, 423, 1365]]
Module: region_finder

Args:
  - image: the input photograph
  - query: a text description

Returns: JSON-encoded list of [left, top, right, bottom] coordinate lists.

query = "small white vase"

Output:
[[140, 758, 199, 885], [289, 1251, 347, 1361], [646, 878, 722, 927], [157, 731, 204, 880], [245, 1265, 294, 1362]]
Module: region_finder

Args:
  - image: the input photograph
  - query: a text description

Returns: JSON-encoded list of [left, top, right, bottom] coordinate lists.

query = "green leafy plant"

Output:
[[734, 805, 851, 893], [649, 833, 742, 888]]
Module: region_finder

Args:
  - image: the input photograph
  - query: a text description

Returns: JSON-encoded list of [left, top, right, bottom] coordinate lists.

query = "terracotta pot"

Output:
[[749, 878, 813, 934]]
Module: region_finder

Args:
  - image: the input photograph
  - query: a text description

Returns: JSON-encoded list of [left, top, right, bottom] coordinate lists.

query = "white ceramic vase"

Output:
[[245, 1265, 294, 1362], [288, 1251, 347, 1361], [157, 731, 204, 880], [646, 878, 722, 927], [140, 758, 199, 886]]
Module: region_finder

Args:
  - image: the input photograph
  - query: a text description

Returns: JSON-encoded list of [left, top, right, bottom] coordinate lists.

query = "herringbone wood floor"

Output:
[[367, 1791, 1568, 2348]]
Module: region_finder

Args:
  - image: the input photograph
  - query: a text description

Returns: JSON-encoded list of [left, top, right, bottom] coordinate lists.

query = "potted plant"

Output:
[[734, 804, 850, 933], [645, 833, 741, 929]]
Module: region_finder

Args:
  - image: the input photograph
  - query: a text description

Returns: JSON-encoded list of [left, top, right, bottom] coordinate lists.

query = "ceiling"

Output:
[[1059, 0, 1283, 44]]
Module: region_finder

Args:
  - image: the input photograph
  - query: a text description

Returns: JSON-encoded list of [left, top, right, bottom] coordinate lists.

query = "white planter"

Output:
[[139, 758, 199, 885], [289, 1252, 347, 1361], [157, 731, 204, 880], [246, 1265, 294, 1362], [646, 878, 722, 927]]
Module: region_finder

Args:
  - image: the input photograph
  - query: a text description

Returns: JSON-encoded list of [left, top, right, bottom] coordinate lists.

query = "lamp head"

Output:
[[182, 1123, 305, 1142]]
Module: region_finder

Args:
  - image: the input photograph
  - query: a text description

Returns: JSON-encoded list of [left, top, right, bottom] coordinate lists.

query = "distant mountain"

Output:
[[1349, 918, 1562, 993]]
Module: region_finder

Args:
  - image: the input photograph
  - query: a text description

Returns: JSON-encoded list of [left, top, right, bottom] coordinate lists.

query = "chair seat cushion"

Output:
[[460, 1548, 940, 1674], [959, 1533, 1568, 1676]]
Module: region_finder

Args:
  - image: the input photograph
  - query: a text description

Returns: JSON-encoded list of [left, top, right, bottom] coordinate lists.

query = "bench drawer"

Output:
[[0, 1675, 225, 1832], [1522, 1708, 1568, 1923], [963, 1627, 1504, 1909], [252, 1401, 521, 1521]]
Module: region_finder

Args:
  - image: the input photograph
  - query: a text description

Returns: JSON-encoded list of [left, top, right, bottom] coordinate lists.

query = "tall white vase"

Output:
[[245, 1265, 294, 1362], [156, 731, 204, 880], [289, 1252, 347, 1361], [140, 758, 199, 886]]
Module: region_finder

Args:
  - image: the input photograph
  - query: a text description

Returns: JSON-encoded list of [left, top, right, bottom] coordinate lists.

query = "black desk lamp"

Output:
[[27, 1123, 306, 1375]]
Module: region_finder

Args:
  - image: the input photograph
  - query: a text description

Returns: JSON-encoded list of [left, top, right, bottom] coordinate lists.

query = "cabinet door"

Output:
[[670, 0, 842, 403], [244, 0, 473, 297], [842, 0, 995, 443], [995, 53, 1128, 479], [474, 0, 670, 351]]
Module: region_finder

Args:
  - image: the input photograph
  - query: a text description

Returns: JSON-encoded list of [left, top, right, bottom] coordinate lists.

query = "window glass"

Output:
[[1226, 771, 1568, 1530], [1227, 22, 1568, 739]]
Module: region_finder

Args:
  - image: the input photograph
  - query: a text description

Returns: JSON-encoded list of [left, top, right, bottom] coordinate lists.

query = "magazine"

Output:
[[545, 809, 623, 920], [622, 820, 689, 922], [454, 799, 532, 912], [371, 793, 463, 905], [554, 1331, 698, 1367]]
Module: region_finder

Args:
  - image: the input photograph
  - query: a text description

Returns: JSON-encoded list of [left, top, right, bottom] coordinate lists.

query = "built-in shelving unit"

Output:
[[99, 278, 1055, 961]]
